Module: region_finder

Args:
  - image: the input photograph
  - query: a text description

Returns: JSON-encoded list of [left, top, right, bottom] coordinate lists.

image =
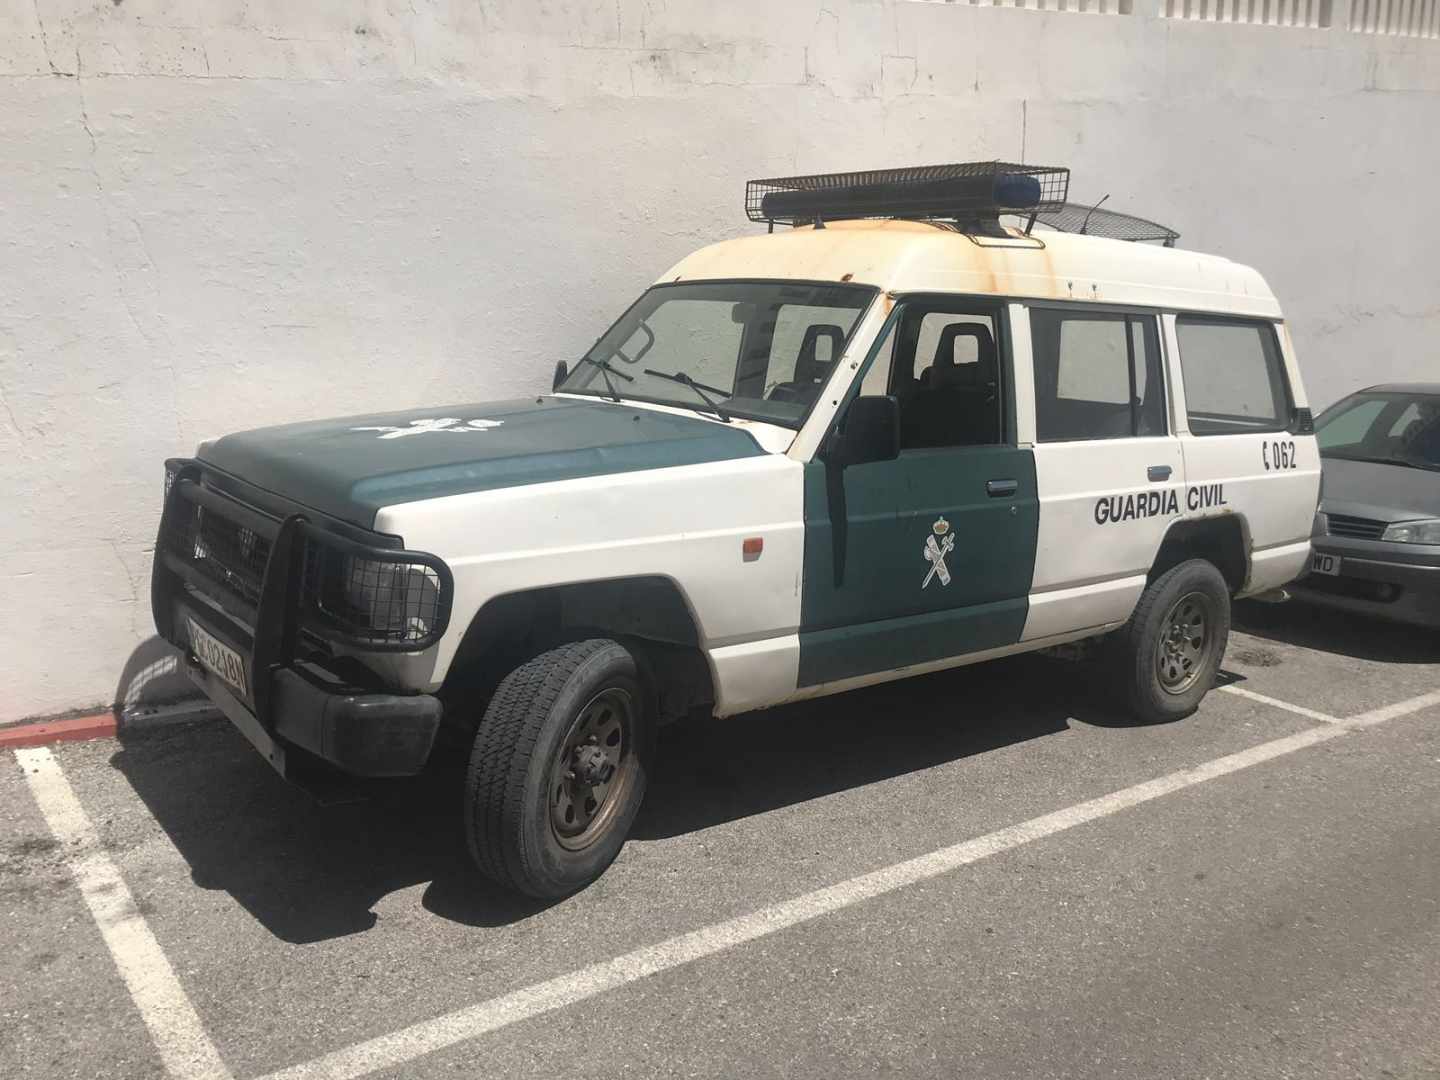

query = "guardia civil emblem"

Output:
[[351, 417, 505, 440], [922, 516, 954, 589]]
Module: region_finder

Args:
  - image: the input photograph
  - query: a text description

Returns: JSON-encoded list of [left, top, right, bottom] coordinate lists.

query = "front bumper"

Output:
[[153, 460, 450, 780], [1292, 537, 1440, 628], [180, 630, 441, 778]]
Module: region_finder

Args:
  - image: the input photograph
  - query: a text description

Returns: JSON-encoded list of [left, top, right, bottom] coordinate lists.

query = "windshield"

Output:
[[1316, 390, 1440, 471], [559, 280, 876, 428]]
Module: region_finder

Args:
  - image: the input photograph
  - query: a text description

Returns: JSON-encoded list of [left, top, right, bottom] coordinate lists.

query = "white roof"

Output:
[[660, 219, 1282, 320]]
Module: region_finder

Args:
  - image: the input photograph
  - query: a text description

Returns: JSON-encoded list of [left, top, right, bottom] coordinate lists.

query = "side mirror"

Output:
[[552, 360, 569, 393], [830, 395, 900, 467]]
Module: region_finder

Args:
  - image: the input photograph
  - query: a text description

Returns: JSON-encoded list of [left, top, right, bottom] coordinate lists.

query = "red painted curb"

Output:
[[0, 713, 118, 750]]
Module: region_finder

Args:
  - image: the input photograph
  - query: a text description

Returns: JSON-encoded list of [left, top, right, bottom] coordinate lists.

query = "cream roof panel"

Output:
[[659, 219, 1282, 320]]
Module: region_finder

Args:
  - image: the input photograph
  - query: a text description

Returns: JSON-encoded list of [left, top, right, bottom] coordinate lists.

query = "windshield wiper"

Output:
[[574, 356, 634, 403], [642, 369, 732, 422]]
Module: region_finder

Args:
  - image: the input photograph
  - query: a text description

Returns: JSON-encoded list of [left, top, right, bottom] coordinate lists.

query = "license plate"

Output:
[[186, 616, 249, 698], [1311, 553, 1341, 577]]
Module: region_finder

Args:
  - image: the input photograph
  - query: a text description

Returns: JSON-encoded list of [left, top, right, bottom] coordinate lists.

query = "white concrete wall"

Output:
[[1, 0, 1437, 720]]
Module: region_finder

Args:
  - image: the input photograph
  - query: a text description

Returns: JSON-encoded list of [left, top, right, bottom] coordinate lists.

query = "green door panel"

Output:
[[797, 445, 1039, 687]]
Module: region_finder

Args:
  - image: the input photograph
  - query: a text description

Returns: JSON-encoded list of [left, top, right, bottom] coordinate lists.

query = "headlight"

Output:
[[302, 532, 452, 650], [339, 556, 441, 643], [1381, 519, 1440, 545]]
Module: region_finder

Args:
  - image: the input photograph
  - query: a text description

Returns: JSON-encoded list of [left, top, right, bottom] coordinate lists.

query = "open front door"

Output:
[[797, 297, 1039, 688]]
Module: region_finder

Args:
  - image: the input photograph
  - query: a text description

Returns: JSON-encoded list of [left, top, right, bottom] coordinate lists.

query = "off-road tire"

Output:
[[1113, 558, 1231, 723], [464, 638, 653, 898]]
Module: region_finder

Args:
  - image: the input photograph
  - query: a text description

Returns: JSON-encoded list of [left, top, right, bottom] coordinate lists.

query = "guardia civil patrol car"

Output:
[[152, 163, 1321, 897]]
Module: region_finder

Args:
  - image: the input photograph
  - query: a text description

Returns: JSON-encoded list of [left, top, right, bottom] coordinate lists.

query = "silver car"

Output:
[[1296, 384, 1440, 627]]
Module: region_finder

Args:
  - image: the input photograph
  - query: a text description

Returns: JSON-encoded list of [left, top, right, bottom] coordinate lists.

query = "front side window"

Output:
[[856, 300, 1006, 450], [1175, 317, 1289, 435], [1031, 309, 1165, 442], [560, 281, 874, 428]]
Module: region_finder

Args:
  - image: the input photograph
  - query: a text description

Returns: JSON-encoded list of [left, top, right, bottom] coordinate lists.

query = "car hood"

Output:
[[1320, 456, 1440, 521], [198, 396, 765, 528]]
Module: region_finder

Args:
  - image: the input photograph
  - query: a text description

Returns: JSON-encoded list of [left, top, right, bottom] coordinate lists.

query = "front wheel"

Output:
[[1112, 558, 1231, 723], [464, 639, 653, 898]]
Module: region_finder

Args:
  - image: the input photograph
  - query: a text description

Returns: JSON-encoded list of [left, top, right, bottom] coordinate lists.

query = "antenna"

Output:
[[1078, 194, 1110, 236]]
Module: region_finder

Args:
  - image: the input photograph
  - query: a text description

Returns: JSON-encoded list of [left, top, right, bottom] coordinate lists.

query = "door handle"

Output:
[[986, 478, 1018, 498], [1147, 465, 1172, 482]]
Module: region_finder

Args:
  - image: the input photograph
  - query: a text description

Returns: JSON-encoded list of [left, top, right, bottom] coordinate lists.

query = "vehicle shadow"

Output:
[[108, 652, 1115, 944], [1233, 599, 1440, 664], [113, 635, 202, 711], [108, 726, 547, 942], [634, 653, 1142, 838]]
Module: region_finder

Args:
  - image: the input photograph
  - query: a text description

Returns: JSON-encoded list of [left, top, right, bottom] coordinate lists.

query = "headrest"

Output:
[[1405, 411, 1440, 461], [929, 324, 996, 389], [795, 324, 845, 384]]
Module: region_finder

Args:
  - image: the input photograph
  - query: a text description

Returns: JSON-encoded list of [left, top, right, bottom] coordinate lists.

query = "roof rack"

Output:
[[1030, 203, 1180, 247], [746, 161, 1070, 229]]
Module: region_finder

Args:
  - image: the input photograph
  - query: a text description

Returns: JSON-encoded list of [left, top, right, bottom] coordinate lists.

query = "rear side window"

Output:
[[1031, 309, 1165, 442], [1176, 317, 1290, 435]]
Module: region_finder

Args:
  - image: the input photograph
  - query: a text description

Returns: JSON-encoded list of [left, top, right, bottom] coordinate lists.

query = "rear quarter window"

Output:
[[1176, 317, 1290, 435]]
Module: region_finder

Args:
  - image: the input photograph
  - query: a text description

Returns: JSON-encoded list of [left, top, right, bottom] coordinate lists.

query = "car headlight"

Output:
[[339, 556, 440, 642], [1381, 519, 1440, 545], [305, 540, 452, 650]]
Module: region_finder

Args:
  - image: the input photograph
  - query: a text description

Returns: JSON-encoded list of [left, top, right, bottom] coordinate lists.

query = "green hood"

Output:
[[198, 397, 765, 527]]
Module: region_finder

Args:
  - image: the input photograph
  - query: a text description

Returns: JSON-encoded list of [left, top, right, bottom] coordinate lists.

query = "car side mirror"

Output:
[[830, 395, 900, 467], [552, 360, 569, 393]]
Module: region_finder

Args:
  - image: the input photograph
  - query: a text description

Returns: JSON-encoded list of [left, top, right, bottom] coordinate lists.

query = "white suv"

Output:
[[152, 163, 1320, 897]]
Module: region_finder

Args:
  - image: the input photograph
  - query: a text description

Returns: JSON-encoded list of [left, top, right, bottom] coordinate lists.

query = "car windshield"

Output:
[[559, 280, 876, 428], [1316, 390, 1440, 471]]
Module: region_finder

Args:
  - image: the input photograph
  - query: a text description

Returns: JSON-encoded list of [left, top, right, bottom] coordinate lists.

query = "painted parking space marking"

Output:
[[1223, 685, 1440, 731], [256, 687, 1440, 1080], [14, 747, 233, 1080], [1220, 684, 1340, 724], [1339, 687, 1440, 729], [17, 685, 1437, 1080]]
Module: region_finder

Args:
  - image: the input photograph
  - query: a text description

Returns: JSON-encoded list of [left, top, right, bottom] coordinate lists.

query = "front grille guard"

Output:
[[153, 459, 454, 724]]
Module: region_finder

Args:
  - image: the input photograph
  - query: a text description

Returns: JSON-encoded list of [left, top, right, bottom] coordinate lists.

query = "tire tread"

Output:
[[464, 639, 616, 893], [1112, 558, 1230, 722]]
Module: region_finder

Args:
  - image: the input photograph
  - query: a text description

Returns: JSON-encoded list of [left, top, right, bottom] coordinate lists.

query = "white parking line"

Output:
[[1220, 684, 1340, 724], [1342, 687, 1440, 729], [14, 747, 233, 1080], [257, 687, 1440, 1080]]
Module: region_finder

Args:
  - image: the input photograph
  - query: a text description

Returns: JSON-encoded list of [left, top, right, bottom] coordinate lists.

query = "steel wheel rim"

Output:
[[549, 687, 635, 851], [1155, 590, 1212, 695]]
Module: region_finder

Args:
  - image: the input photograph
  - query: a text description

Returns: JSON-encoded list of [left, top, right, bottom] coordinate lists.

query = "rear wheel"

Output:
[[1113, 558, 1230, 723], [464, 639, 653, 898]]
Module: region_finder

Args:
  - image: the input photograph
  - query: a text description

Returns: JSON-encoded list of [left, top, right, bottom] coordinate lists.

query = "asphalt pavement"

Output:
[[2, 600, 1438, 1080]]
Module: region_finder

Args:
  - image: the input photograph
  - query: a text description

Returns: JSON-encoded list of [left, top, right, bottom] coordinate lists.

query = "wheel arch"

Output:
[[440, 574, 716, 728], [1150, 513, 1251, 594]]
